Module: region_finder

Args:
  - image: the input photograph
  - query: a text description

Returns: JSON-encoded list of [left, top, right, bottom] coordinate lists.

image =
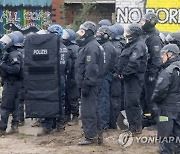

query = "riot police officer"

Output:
[[62, 28, 80, 126], [118, 23, 148, 135], [75, 21, 104, 145], [37, 24, 70, 136], [96, 26, 116, 130], [0, 31, 24, 135], [140, 12, 163, 123], [152, 44, 180, 154], [109, 24, 126, 129], [56, 27, 71, 132]]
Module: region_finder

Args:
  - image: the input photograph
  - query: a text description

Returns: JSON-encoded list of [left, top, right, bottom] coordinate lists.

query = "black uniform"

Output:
[[65, 43, 80, 120], [0, 46, 22, 132], [98, 40, 116, 130], [56, 42, 71, 128], [110, 39, 125, 129], [141, 28, 163, 115], [119, 37, 147, 132], [75, 36, 103, 140], [17, 48, 25, 124], [152, 58, 180, 154]]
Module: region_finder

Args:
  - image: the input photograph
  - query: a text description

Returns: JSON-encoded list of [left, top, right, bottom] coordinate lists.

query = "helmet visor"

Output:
[[125, 26, 133, 37], [76, 29, 85, 37], [79, 24, 88, 31], [62, 30, 70, 40]]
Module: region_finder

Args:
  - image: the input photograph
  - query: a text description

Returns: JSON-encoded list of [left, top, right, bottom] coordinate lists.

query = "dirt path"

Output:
[[0, 119, 159, 154]]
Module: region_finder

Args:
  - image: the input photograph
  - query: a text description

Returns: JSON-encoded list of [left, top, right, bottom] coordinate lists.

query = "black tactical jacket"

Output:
[[75, 36, 104, 87], [152, 58, 180, 112], [118, 37, 148, 79]]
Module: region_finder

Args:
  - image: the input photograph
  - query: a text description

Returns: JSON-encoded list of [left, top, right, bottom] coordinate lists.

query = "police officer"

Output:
[[96, 26, 116, 130], [152, 44, 180, 154], [109, 24, 126, 129], [75, 21, 104, 145], [56, 27, 71, 131], [62, 28, 80, 126], [0, 31, 23, 135], [118, 23, 148, 135], [140, 12, 163, 122], [37, 25, 70, 136]]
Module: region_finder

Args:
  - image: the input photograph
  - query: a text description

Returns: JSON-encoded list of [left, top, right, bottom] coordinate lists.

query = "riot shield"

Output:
[[24, 33, 61, 118]]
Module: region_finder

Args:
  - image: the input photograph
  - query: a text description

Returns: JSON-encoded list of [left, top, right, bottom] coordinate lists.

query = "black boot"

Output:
[[78, 138, 98, 145], [18, 120, 25, 126], [65, 115, 71, 123], [98, 134, 103, 145], [54, 124, 65, 133], [0, 130, 6, 136]]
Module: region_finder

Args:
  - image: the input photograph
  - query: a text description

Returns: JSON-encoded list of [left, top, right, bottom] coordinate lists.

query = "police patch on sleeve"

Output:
[[86, 56, 91, 62], [154, 45, 160, 52]]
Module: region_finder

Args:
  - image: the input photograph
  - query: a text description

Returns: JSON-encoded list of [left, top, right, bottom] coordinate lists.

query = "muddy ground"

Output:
[[0, 118, 159, 154]]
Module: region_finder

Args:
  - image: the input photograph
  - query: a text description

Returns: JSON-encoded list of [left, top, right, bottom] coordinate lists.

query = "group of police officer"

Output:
[[0, 11, 179, 153]]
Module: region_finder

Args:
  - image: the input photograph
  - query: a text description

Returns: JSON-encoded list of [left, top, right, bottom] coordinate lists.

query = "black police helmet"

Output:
[[80, 21, 97, 35], [142, 12, 158, 31], [113, 24, 124, 36], [144, 12, 158, 25], [161, 43, 180, 55], [98, 19, 112, 27], [97, 26, 112, 39], [64, 29, 76, 43], [127, 23, 142, 36], [126, 23, 142, 43]]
